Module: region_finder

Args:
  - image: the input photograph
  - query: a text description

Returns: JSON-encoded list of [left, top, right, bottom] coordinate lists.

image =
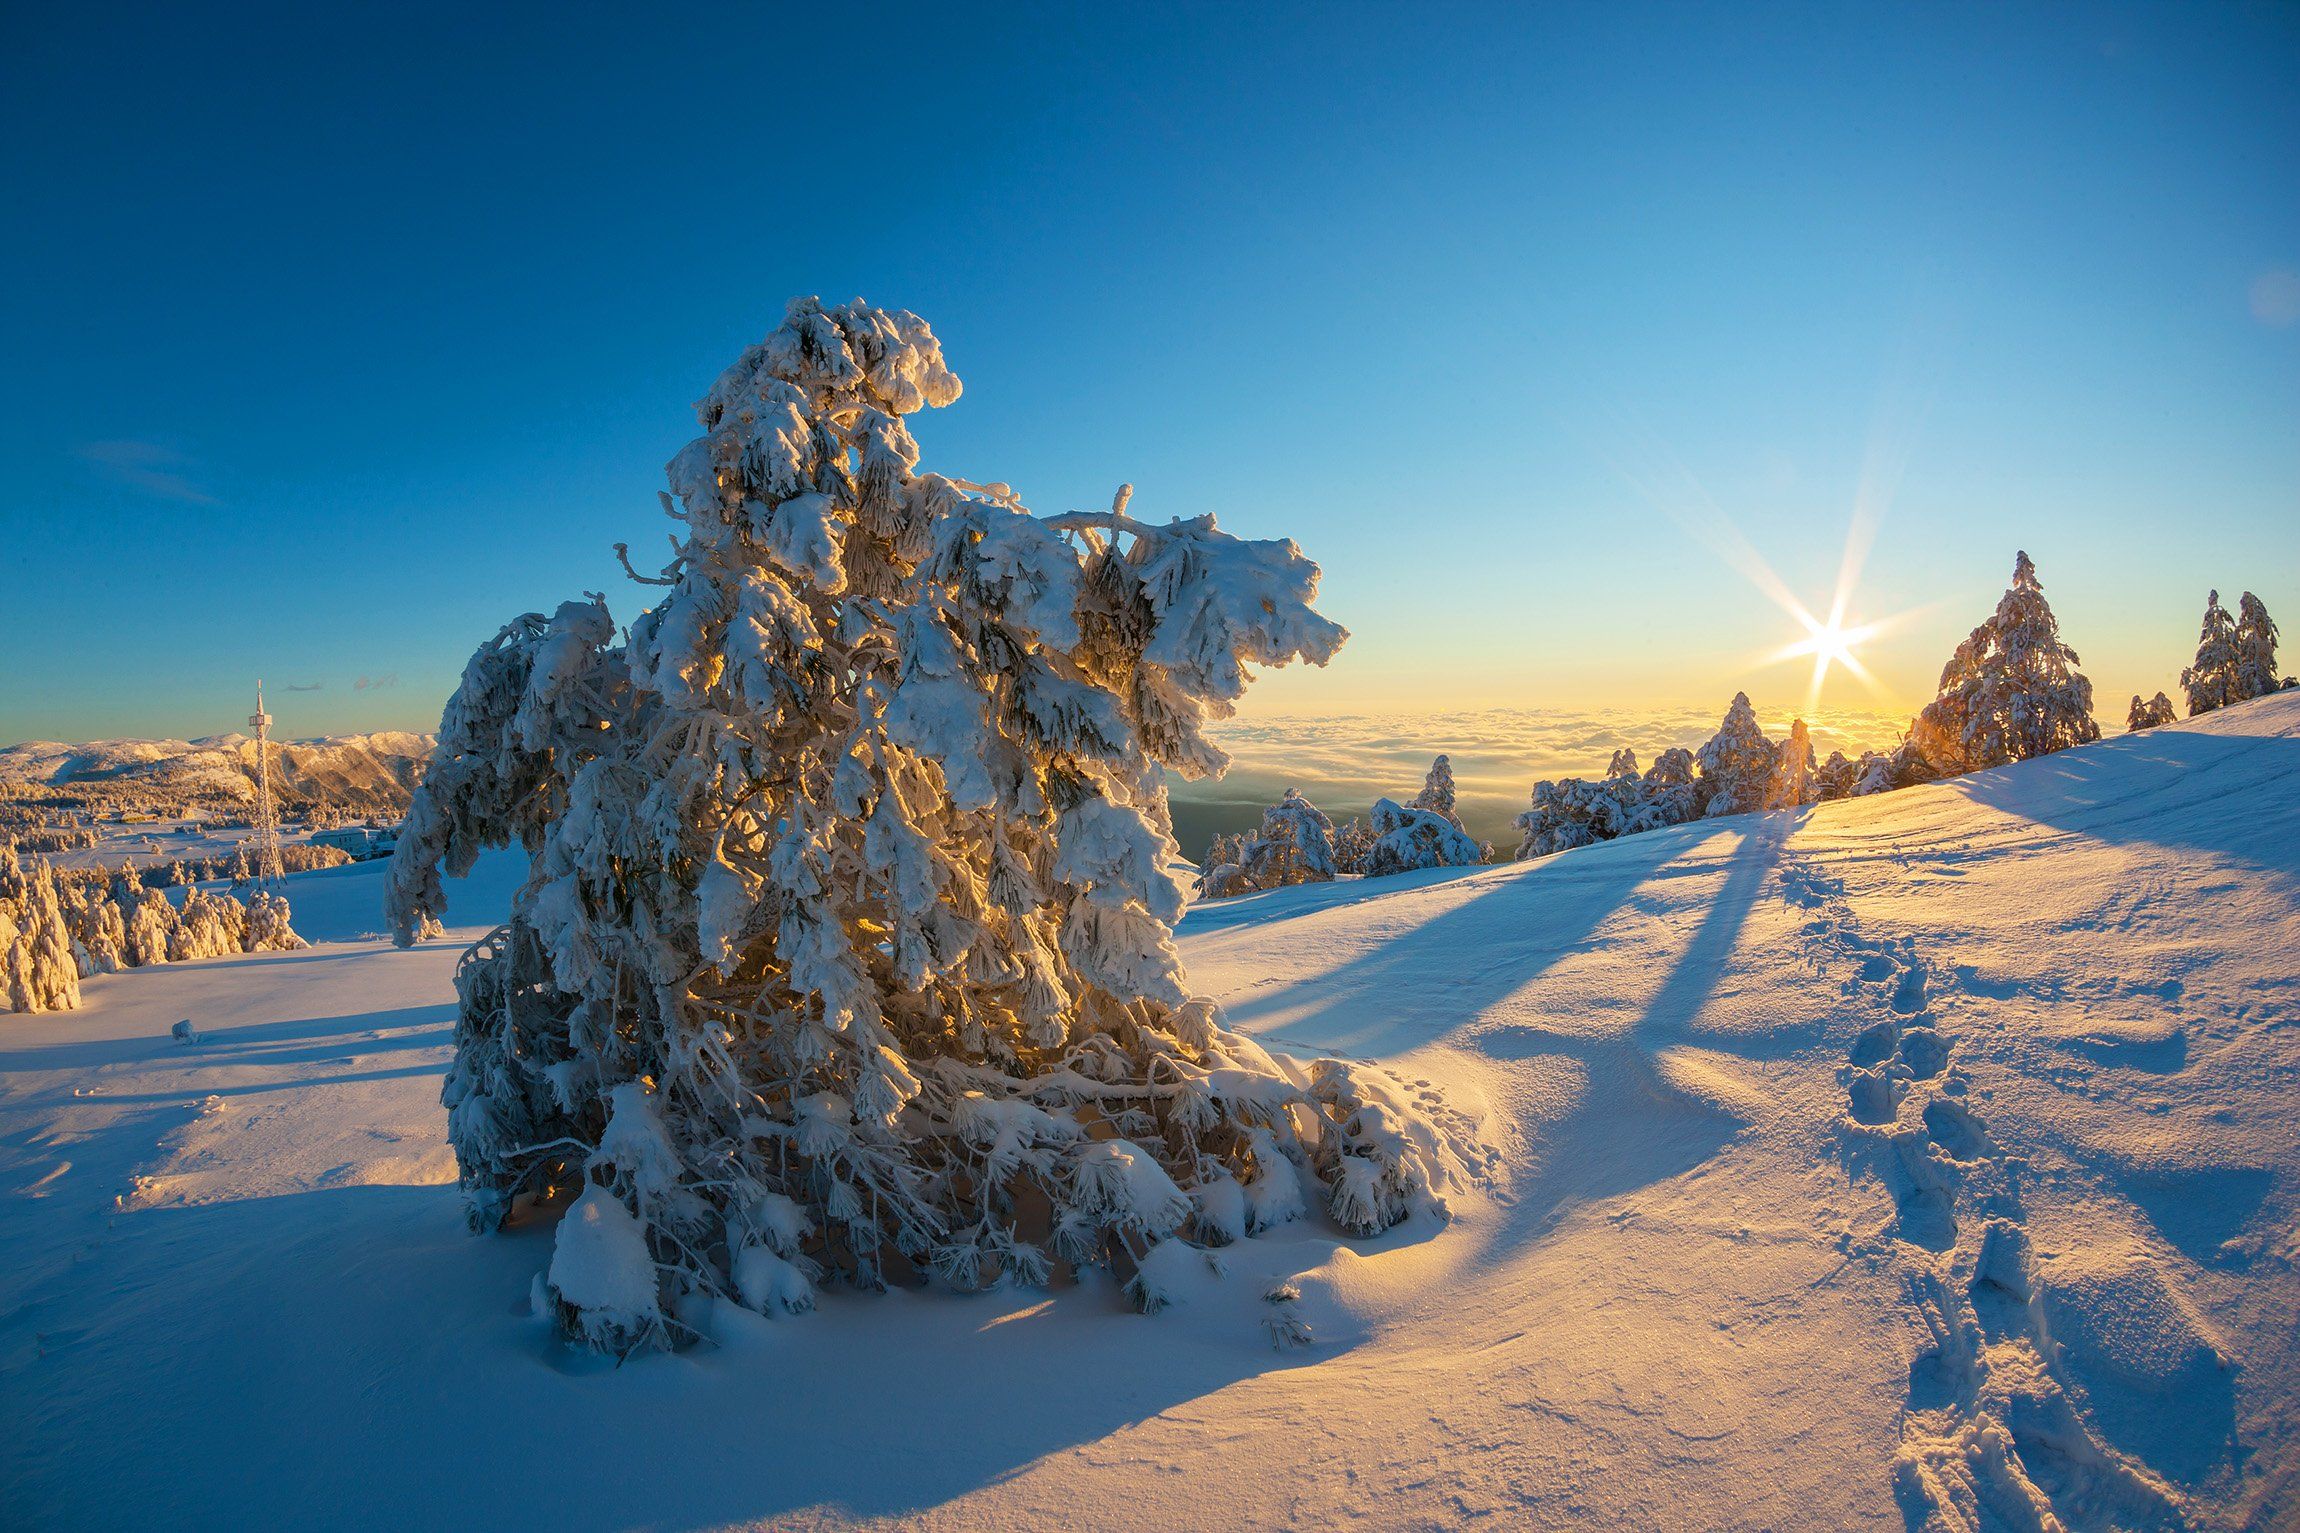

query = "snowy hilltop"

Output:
[[0, 731, 432, 813], [3, 687, 2296, 1528]]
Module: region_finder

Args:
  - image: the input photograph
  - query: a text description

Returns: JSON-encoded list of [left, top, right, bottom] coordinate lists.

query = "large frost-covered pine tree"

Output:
[[1914, 551, 2099, 774], [387, 298, 1454, 1348], [2181, 591, 2241, 716]]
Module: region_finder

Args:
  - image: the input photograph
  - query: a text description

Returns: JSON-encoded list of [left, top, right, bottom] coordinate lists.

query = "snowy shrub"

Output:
[[1852, 738, 1937, 798], [1914, 551, 2098, 774], [114, 868, 176, 968], [1513, 745, 1701, 861], [1695, 692, 1776, 816], [1359, 796, 1484, 876], [64, 881, 127, 976], [387, 297, 1455, 1346], [2126, 692, 2177, 732]]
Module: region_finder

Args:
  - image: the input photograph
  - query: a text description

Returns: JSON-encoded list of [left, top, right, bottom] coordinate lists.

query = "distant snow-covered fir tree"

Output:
[[1696, 692, 1776, 816], [1914, 551, 2098, 774], [2234, 592, 2281, 704], [1605, 748, 1639, 780], [2127, 692, 2177, 732], [2181, 591, 2241, 716], [1331, 816, 1376, 875], [1409, 755, 1463, 829], [385, 297, 1455, 1349], [1360, 797, 1483, 876], [1765, 718, 1817, 809]]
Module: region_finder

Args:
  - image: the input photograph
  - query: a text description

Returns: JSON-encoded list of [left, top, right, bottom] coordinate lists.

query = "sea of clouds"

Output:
[[1166, 702, 1909, 855]]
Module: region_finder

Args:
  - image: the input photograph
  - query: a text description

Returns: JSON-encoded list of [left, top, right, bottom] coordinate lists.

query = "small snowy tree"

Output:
[[1815, 750, 1858, 801], [1409, 754, 1463, 829], [65, 880, 127, 975], [386, 297, 1454, 1348], [1696, 692, 1775, 817], [2234, 592, 2281, 704], [1331, 816, 1376, 874], [1765, 718, 1817, 809], [1914, 551, 2098, 773], [170, 887, 247, 962], [2181, 590, 2240, 715], [1605, 748, 1639, 780], [113, 866, 177, 968], [1641, 747, 1700, 825], [1361, 797, 1483, 876], [1852, 734, 1938, 797], [2126, 692, 2177, 732]]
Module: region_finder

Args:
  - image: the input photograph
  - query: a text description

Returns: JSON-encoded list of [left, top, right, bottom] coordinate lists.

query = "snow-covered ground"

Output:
[[5, 695, 2297, 1530]]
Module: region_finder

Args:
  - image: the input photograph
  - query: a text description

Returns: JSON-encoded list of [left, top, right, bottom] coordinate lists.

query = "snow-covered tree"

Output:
[[1331, 816, 1376, 875], [1360, 797, 1483, 876], [1914, 551, 2098, 774], [113, 867, 177, 968], [386, 297, 1453, 1348], [1, 847, 81, 1013], [244, 891, 306, 952], [2234, 592, 2281, 703], [2126, 692, 2177, 732], [1852, 736, 1938, 797], [1410, 755, 1463, 829], [1815, 750, 1858, 801], [1605, 748, 1639, 780], [64, 880, 127, 975], [2181, 590, 2240, 716], [1765, 718, 1817, 809], [171, 887, 247, 962], [1642, 747, 1701, 825], [1695, 692, 1775, 817], [1199, 790, 1342, 898]]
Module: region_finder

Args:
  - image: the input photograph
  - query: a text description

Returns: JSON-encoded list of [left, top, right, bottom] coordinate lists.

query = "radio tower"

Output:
[[247, 682, 285, 885]]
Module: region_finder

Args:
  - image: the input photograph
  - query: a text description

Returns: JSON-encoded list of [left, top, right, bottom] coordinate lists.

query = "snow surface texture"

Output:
[[5, 696, 2300, 1528]]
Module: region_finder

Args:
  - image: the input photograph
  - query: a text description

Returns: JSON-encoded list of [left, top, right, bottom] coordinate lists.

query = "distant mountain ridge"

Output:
[[0, 731, 434, 809]]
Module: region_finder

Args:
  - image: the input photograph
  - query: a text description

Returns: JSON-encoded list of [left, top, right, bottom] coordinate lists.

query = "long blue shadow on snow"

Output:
[[1944, 716, 2300, 887]]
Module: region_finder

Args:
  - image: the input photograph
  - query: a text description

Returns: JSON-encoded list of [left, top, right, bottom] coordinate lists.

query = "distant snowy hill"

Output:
[[0, 731, 432, 808], [3, 694, 2297, 1529]]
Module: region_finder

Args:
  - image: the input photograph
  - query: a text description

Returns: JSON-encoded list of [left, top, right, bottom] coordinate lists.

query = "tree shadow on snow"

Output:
[[1945, 726, 2300, 888]]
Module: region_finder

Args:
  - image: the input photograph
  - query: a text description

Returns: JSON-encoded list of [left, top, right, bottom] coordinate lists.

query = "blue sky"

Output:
[[4, 2, 2295, 744]]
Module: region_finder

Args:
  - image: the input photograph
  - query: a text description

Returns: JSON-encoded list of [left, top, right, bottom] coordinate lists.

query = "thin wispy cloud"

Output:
[[281, 681, 325, 692], [352, 674, 401, 692], [76, 439, 219, 505]]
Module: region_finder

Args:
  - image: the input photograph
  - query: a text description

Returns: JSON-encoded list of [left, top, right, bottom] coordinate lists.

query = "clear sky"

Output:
[[4, 2, 2296, 745]]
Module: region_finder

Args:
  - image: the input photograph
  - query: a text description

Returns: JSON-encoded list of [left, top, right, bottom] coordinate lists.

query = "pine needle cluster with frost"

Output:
[[385, 297, 1458, 1350]]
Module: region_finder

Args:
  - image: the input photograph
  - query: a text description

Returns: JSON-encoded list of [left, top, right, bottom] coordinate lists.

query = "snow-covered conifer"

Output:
[[1765, 718, 1817, 809], [1641, 748, 1700, 825], [1914, 552, 2098, 774], [1331, 816, 1376, 875], [2180, 591, 2240, 716], [1410, 755, 1463, 829], [243, 891, 306, 952], [65, 880, 127, 976], [386, 298, 1454, 1346], [113, 867, 177, 967], [1, 848, 81, 1013], [1360, 797, 1483, 876], [1695, 693, 1775, 817], [2126, 693, 2177, 732], [1851, 735, 1938, 797], [170, 888, 247, 962], [1606, 748, 1639, 780], [2234, 592, 2281, 704]]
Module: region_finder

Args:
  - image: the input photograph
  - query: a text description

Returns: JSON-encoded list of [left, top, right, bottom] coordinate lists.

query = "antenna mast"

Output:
[[247, 681, 284, 885]]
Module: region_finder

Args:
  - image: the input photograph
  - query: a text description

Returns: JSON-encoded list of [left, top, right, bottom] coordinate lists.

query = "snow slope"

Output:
[[4, 696, 2298, 1530]]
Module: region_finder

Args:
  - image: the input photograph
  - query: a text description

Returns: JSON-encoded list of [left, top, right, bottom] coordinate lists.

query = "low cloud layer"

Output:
[[1167, 703, 1908, 849]]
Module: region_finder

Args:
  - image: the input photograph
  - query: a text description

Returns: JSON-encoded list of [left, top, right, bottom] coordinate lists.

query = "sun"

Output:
[[1772, 602, 1887, 710]]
